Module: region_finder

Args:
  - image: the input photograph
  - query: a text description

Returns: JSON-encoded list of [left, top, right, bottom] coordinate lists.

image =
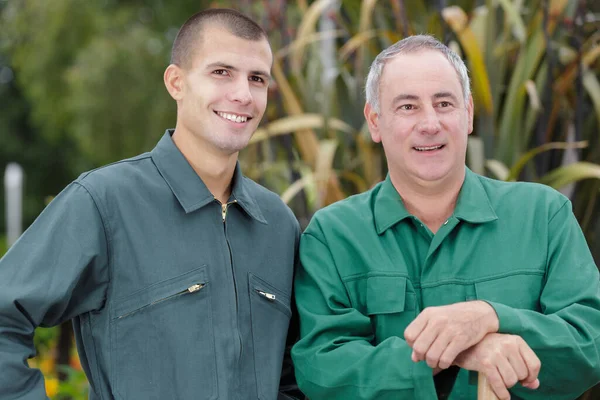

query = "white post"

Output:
[[4, 163, 24, 247]]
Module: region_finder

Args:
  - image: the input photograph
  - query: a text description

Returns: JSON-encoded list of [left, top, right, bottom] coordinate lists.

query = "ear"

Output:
[[467, 95, 474, 135], [364, 102, 381, 143], [164, 64, 185, 101]]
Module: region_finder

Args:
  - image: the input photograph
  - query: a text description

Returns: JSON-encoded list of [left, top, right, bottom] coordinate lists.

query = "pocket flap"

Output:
[[366, 276, 407, 315], [249, 272, 291, 317], [475, 273, 543, 311], [112, 265, 208, 319]]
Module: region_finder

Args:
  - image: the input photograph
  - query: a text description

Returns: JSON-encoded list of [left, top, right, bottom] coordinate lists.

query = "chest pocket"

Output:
[[365, 276, 417, 345], [110, 265, 217, 400], [474, 271, 545, 311]]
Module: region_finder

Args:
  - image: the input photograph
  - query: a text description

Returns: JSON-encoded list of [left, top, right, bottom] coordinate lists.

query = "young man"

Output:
[[292, 35, 600, 400], [0, 9, 300, 400]]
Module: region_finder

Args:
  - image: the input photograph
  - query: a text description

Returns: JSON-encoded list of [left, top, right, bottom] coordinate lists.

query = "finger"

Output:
[[437, 334, 472, 369], [423, 331, 452, 369], [483, 364, 511, 400], [506, 349, 529, 382], [495, 353, 519, 389], [521, 379, 540, 390], [519, 341, 541, 385], [404, 313, 429, 347], [410, 322, 439, 363]]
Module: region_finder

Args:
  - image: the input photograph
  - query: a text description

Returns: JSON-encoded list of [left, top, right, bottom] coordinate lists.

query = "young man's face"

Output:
[[365, 50, 474, 187], [175, 24, 272, 156]]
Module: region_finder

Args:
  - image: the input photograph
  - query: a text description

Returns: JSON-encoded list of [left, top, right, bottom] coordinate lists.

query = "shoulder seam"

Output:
[[548, 198, 570, 226], [79, 154, 152, 180]]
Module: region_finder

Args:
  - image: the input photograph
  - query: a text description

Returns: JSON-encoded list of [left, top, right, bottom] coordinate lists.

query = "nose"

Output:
[[417, 105, 441, 135], [226, 78, 252, 106]]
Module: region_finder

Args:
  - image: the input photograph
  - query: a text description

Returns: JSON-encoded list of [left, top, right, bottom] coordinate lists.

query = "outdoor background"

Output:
[[1, 0, 599, 398]]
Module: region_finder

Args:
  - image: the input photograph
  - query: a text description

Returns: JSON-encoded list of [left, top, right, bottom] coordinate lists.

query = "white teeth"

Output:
[[217, 112, 248, 123], [414, 145, 443, 151]]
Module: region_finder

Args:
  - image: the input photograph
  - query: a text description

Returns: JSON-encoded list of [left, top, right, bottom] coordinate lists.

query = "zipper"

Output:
[[117, 283, 206, 319], [220, 199, 243, 364], [257, 290, 276, 301], [222, 200, 238, 222]]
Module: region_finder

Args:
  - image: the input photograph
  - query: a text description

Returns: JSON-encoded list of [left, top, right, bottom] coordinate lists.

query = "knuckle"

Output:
[[426, 358, 438, 369], [413, 343, 426, 355], [439, 356, 453, 369], [426, 353, 439, 366]]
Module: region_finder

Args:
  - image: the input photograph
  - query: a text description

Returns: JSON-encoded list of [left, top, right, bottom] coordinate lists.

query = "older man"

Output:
[[292, 35, 600, 400]]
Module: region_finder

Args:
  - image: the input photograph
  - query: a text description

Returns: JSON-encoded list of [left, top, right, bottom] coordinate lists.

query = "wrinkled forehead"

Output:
[[380, 50, 463, 99]]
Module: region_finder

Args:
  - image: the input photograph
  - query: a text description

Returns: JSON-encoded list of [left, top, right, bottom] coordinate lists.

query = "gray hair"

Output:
[[365, 35, 471, 113]]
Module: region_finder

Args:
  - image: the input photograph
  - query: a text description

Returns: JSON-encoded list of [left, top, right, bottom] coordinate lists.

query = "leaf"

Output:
[[582, 67, 600, 129], [555, 42, 600, 94], [276, 29, 346, 60], [539, 162, 600, 189], [496, 0, 569, 164], [250, 114, 357, 144], [358, 0, 379, 33], [485, 159, 510, 181], [442, 6, 494, 114], [507, 141, 588, 181], [339, 29, 378, 62], [280, 174, 313, 205], [271, 58, 320, 167], [314, 139, 341, 207], [497, 0, 527, 43], [467, 136, 486, 175], [291, 0, 338, 74]]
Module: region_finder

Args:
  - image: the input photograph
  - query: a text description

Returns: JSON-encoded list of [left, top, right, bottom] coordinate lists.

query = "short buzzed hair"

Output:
[[170, 8, 268, 68]]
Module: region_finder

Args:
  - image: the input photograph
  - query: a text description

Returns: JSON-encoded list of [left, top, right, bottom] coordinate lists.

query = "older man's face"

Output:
[[365, 50, 474, 188]]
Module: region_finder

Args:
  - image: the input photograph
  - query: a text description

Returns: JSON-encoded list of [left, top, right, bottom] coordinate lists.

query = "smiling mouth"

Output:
[[215, 111, 251, 123], [414, 144, 445, 152]]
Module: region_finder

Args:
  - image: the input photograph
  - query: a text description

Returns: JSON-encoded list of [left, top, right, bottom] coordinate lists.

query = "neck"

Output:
[[172, 128, 238, 204], [389, 168, 465, 234]]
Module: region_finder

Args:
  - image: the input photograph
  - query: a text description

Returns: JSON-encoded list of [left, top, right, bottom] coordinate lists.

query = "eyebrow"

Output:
[[391, 91, 460, 105], [433, 92, 459, 102], [206, 62, 271, 80], [391, 94, 419, 105]]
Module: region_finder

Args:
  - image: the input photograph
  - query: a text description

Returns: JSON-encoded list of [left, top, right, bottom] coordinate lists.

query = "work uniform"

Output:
[[0, 130, 300, 400], [292, 168, 600, 399]]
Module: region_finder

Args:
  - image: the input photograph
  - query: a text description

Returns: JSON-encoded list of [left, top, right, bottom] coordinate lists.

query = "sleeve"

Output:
[[0, 182, 110, 400], [487, 200, 600, 399], [278, 221, 305, 400], [291, 223, 437, 400]]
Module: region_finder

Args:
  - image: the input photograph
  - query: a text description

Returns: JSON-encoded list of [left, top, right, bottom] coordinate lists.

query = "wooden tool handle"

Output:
[[478, 373, 500, 400]]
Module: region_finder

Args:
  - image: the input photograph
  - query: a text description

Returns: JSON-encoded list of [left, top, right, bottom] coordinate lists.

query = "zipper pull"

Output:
[[221, 203, 227, 222], [188, 283, 205, 293], [258, 290, 276, 301]]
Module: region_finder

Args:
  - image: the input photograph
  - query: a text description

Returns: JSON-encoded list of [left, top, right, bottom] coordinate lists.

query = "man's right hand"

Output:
[[453, 333, 541, 400]]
